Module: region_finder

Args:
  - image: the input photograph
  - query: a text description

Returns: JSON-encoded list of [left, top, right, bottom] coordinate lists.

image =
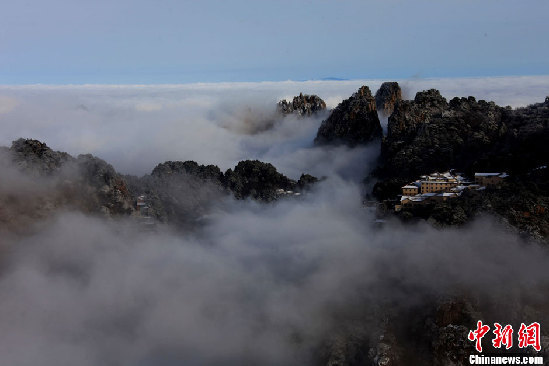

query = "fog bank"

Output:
[[0, 76, 547, 175], [1, 177, 548, 365], [0, 77, 548, 365]]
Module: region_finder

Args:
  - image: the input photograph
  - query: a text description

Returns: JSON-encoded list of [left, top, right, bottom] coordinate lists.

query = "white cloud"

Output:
[[0, 76, 548, 365], [0, 76, 547, 175], [0, 95, 18, 114], [135, 102, 163, 112], [0, 181, 547, 365]]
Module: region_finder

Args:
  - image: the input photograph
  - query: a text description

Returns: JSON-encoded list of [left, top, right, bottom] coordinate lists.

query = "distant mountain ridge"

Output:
[[1, 138, 318, 230]]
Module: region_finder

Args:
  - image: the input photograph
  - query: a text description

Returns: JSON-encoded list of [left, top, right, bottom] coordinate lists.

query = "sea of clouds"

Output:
[[0, 76, 548, 365], [0, 75, 547, 176]]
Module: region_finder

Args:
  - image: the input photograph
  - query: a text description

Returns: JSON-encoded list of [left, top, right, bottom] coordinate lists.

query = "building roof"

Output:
[[422, 178, 457, 183], [475, 172, 502, 177], [402, 185, 419, 189], [410, 196, 426, 202]]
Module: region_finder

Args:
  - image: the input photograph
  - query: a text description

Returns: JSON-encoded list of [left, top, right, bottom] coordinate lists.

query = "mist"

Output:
[[1, 178, 548, 366], [0, 77, 548, 365], [0, 76, 547, 176]]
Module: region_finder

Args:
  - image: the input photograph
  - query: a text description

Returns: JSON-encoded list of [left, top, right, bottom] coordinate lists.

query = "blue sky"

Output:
[[1, 0, 548, 84]]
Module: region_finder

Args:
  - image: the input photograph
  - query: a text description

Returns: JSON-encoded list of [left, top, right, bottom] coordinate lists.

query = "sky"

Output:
[[1, 2, 549, 364], [1, 0, 548, 84]]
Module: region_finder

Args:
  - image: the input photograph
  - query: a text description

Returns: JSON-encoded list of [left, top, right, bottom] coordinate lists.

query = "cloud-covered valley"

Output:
[[0, 76, 548, 365], [1, 182, 548, 366], [1, 76, 547, 176]]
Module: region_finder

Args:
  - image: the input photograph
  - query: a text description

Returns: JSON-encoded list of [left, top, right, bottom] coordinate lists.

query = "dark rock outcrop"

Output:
[[377, 90, 506, 183], [377, 91, 549, 182], [126, 161, 227, 228], [318, 297, 479, 366], [277, 93, 326, 117], [321, 333, 371, 366], [151, 160, 223, 183], [297, 173, 319, 191], [374, 92, 549, 239], [375, 82, 402, 116], [10, 138, 73, 175], [2, 139, 135, 218], [74, 154, 134, 215], [427, 300, 477, 366], [315, 86, 382, 146], [2, 139, 320, 228], [127, 159, 318, 226], [223, 160, 297, 201], [424, 169, 549, 240]]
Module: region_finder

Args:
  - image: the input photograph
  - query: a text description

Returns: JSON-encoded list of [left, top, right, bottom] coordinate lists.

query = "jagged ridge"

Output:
[[315, 86, 382, 146]]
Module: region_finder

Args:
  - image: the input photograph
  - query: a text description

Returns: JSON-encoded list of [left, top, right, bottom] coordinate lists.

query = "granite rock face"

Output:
[[375, 91, 549, 184], [75, 154, 135, 215], [10, 138, 73, 175], [297, 173, 319, 190], [223, 160, 297, 201], [315, 86, 382, 146], [126, 158, 318, 226], [318, 297, 482, 366], [379, 90, 508, 180], [151, 160, 223, 183], [126, 160, 226, 228], [277, 93, 327, 117], [2, 139, 319, 228], [2, 139, 135, 218], [375, 82, 402, 116], [373, 92, 549, 239], [379, 91, 549, 181]]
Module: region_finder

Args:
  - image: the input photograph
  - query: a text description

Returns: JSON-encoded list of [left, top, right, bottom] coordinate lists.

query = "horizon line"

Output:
[[1, 74, 548, 88]]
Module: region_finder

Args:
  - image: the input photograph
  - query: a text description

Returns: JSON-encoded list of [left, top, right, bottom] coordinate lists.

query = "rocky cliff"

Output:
[[124, 161, 226, 228], [379, 90, 509, 180], [224, 160, 297, 201], [75, 154, 135, 216], [405, 168, 549, 240], [10, 138, 73, 175], [125, 159, 317, 227], [315, 86, 382, 146], [375, 82, 402, 116], [151, 160, 224, 183], [319, 297, 479, 366], [6, 138, 135, 217], [278, 93, 327, 117], [372, 92, 549, 239], [1, 139, 318, 229], [319, 290, 549, 366], [374, 92, 549, 193]]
